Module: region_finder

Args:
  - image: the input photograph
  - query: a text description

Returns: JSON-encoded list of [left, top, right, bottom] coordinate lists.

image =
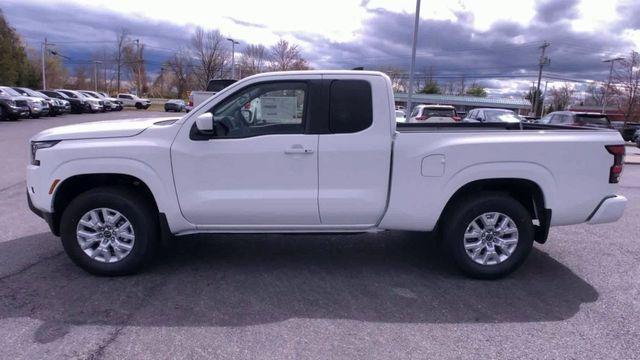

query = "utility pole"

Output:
[[41, 38, 55, 90], [532, 41, 550, 117], [406, 0, 421, 115], [134, 39, 141, 95], [92, 61, 102, 92], [160, 67, 165, 97], [602, 57, 624, 114], [41, 38, 47, 90], [226, 38, 240, 79]]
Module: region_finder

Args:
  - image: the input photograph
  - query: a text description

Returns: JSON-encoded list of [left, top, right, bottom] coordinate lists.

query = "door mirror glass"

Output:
[[195, 112, 214, 132], [240, 109, 253, 123]]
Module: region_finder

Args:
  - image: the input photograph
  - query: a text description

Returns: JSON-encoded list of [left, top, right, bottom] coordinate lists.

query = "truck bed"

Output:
[[396, 122, 607, 132]]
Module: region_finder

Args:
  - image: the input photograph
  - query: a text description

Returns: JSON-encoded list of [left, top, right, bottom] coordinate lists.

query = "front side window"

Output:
[[209, 81, 306, 138]]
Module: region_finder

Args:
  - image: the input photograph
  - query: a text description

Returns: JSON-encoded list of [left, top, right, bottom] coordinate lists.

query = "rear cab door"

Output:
[[317, 74, 393, 226]]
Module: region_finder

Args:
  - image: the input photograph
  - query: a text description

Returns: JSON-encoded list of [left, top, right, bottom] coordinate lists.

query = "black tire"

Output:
[[0, 106, 6, 121], [135, 102, 142, 109], [441, 193, 534, 279], [60, 187, 158, 276]]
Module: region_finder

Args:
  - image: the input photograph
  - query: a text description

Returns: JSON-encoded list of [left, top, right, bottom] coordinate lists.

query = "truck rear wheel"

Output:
[[442, 193, 534, 279], [60, 187, 158, 276]]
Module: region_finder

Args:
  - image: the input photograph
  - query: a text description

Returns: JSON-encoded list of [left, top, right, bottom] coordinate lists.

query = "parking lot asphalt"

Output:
[[1, 112, 639, 359]]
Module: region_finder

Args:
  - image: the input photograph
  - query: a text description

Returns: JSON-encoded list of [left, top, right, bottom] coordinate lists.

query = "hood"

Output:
[[32, 116, 180, 141]]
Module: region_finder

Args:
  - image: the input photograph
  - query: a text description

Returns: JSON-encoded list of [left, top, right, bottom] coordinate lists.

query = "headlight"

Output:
[[27, 98, 39, 104], [30, 140, 60, 166]]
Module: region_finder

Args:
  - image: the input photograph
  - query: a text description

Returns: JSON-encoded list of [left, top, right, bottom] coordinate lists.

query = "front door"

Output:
[[171, 80, 320, 226]]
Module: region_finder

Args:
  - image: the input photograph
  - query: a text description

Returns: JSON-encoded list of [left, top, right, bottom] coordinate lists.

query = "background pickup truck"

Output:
[[27, 70, 627, 278]]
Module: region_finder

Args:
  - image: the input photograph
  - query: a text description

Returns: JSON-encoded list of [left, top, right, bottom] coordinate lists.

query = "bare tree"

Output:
[[379, 66, 406, 92], [548, 83, 575, 111], [585, 83, 606, 106], [268, 39, 309, 71], [612, 51, 640, 122], [190, 27, 228, 89], [114, 29, 129, 93], [166, 48, 193, 99], [239, 44, 267, 77], [70, 65, 90, 89], [123, 42, 147, 94]]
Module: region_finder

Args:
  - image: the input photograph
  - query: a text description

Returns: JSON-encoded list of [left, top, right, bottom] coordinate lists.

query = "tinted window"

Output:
[[210, 81, 306, 138], [329, 80, 372, 133], [575, 115, 609, 125]]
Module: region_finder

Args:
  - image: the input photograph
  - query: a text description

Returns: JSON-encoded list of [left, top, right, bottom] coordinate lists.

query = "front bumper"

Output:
[[27, 190, 58, 235], [7, 105, 30, 117], [587, 195, 627, 224]]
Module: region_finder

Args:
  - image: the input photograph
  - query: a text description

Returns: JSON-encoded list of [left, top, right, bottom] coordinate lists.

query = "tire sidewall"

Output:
[[444, 195, 534, 279], [60, 188, 157, 275]]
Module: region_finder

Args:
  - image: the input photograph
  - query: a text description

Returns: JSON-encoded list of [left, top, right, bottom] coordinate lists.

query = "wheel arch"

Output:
[[438, 178, 551, 244], [50, 173, 159, 236]]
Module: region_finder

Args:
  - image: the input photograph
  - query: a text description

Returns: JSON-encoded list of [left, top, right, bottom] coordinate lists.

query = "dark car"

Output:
[[164, 99, 186, 112], [538, 111, 614, 129], [633, 129, 640, 148], [41, 90, 85, 114], [0, 93, 30, 121]]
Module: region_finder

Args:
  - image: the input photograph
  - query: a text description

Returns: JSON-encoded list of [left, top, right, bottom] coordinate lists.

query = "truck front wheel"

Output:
[[59, 187, 158, 276], [442, 193, 534, 279]]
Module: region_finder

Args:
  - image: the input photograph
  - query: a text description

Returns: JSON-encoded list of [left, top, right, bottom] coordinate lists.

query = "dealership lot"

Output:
[[1, 112, 639, 359]]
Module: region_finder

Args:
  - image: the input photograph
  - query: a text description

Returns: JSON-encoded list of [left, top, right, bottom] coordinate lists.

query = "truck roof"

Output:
[[244, 70, 387, 78]]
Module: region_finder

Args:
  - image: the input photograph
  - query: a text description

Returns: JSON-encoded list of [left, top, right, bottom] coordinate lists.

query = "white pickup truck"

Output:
[[27, 70, 627, 278], [187, 79, 236, 111]]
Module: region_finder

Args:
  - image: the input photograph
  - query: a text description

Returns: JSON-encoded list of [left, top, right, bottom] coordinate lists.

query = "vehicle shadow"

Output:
[[0, 231, 598, 343]]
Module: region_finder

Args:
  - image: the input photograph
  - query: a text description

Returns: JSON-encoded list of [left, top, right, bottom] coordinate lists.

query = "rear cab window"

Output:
[[329, 80, 373, 133]]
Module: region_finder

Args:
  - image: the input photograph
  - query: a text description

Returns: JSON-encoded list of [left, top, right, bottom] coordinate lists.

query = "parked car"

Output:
[[117, 93, 151, 109], [41, 90, 81, 114], [538, 111, 614, 129], [164, 99, 186, 112], [0, 86, 47, 118], [12, 87, 64, 116], [633, 129, 640, 148], [27, 70, 627, 279], [611, 121, 640, 142], [97, 92, 123, 111], [408, 104, 460, 123], [187, 78, 236, 110], [57, 89, 103, 113], [80, 91, 111, 112], [0, 93, 30, 121], [395, 109, 406, 123], [464, 108, 522, 123]]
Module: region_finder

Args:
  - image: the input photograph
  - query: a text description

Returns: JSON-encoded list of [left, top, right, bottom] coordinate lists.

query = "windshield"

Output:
[[423, 108, 455, 117], [82, 92, 99, 98], [484, 110, 521, 123], [575, 115, 609, 125], [1, 87, 22, 96]]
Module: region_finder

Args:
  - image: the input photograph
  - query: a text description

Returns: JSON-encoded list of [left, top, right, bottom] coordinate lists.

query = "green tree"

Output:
[[0, 9, 40, 87], [466, 82, 487, 97], [420, 80, 440, 94], [525, 87, 544, 116]]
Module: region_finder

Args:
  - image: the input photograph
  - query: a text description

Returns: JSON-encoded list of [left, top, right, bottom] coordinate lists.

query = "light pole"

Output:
[[226, 38, 240, 79], [602, 57, 624, 114], [133, 39, 142, 95], [93, 61, 103, 92], [406, 0, 421, 116]]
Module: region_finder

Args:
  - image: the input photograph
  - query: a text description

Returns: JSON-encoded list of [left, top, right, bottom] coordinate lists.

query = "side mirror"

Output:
[[195, 112, 214, 132], [241, 109, 253, 123]]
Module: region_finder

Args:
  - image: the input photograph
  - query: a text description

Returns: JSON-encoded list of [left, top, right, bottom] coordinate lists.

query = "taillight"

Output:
[[188, 100, 193, 107], [415, 116, 427, 121], [452, 116, 461, 121], [605, 145, 625, 183]]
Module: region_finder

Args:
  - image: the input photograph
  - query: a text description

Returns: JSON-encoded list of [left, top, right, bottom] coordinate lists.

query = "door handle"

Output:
[[284, 145, 314, 154]]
